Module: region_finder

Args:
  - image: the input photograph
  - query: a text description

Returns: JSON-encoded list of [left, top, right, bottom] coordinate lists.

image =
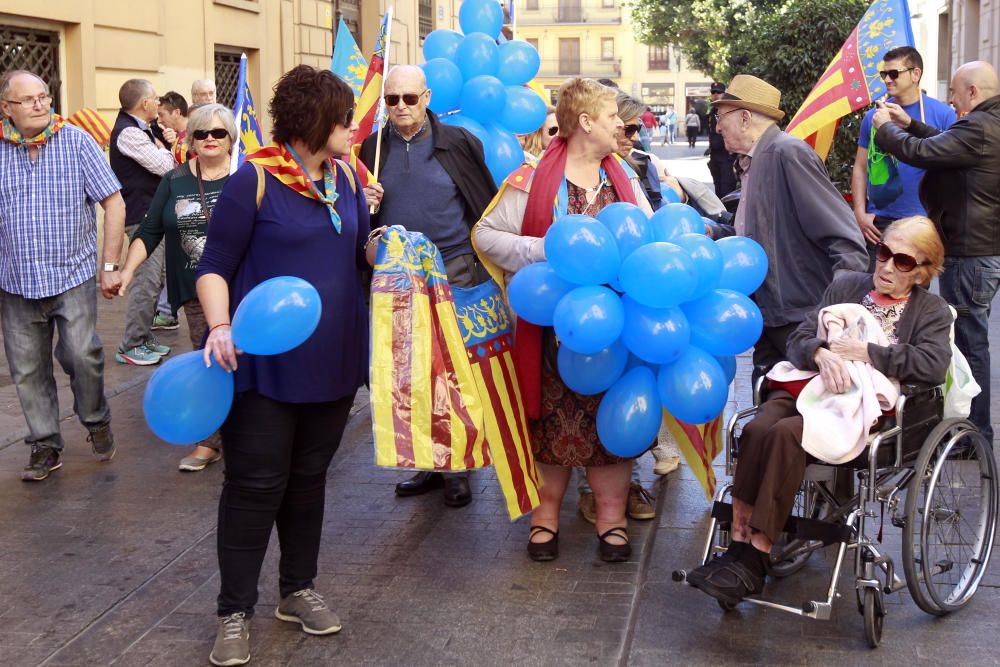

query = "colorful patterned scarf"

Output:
[[0, 114, 65, 147], [246, 142, 342, 233]]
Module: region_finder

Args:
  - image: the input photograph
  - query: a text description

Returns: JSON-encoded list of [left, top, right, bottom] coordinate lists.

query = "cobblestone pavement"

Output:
[[0, 280, 998, 666]]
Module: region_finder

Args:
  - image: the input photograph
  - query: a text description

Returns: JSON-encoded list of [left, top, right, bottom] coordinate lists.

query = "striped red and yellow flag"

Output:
[[65, 108, 111, 148], [355, 10, 392, 140], [661, 411, 725, 499]]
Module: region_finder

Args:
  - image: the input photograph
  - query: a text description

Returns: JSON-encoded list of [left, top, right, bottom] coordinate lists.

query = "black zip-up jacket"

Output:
[[359, 111, 497, 232], [875, 95, 1000, 257]]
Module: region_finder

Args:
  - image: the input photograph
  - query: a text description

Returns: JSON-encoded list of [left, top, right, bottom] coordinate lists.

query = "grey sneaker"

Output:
[[87, 423, 115, 462], [21, 445, 61, 481], [143, 336, 171, 356], [209, 612, 250, 667], [275, 589, 342, 635], [115, 345, 161, 366]]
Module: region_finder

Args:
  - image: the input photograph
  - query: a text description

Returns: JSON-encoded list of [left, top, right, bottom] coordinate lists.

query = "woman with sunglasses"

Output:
[[614, 93, 684, 211], [118, 103, 236, 471], [195, 66, 368, 667], [475, 78, 653, 563], [684, 215, 953, 606], [519, 105, 557, 161]]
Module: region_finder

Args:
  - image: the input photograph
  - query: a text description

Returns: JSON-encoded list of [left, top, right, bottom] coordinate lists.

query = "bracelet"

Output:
[[209, 322, 231, 333]]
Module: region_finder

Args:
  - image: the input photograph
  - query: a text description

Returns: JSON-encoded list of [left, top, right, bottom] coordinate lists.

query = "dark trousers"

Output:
[[216, 389, 356, 616], [708, 154, 738, 198], [731, 394, 807, 542], [686, 126, 699, 148]]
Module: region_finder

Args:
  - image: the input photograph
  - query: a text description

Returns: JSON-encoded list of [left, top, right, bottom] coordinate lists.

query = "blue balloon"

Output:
[[508, 261, 575, 325], [557, 338, 629, 395], [231, 276, 323, 355], [459, 0, 504, 38], [663, 185, 682, 204], [483, 123, 523, 186], [498, 85, 547, 134], [658, 347, 729, 424], [716, 236, 769, 295], [715, 355, 737, 385], [625, 353, 658, 374], [672, 233, 723, 301], [648, 203, 702, 242], [619, 242, 697, 307], [544, 214, 621, 286], [597, 367, 662, 457], [553, 286, 625, 354], [497, 41, 541, 85], [440, 113, 491, 151], [454, 33, 500, 80], [423, 29, 464, 61], [595, 202, 652, 263], [681, 288, 764, 356], [621, 295, 690, 364], [461, 75, 506, 122], [422, 58, 464, 114], [143, 351, 234, 444]]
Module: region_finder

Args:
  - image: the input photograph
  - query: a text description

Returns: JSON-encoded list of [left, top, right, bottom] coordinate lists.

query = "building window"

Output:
[[418, 0, 433, 41], [526, 38, 539, 52], [602, 0, 615, 7], [0, 26, 61, 113], [601, 38, 614, 61], [558, 0, 582, 22], [526, 0, 538, 9], [649, 45, 669, 70], [559, 38, 580, 75], [338, 0, 361, 43], [214, 49, 242, 109]]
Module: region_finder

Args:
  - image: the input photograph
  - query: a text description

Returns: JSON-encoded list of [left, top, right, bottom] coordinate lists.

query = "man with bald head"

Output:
[[875, 61, 1000, 441], [190, 80, 217, 106], [359, 64, 497, 506]]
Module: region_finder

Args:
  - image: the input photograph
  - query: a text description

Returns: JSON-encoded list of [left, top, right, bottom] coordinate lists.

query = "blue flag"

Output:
[[230, 53, 264, 172], [331, 18, 368, 101]]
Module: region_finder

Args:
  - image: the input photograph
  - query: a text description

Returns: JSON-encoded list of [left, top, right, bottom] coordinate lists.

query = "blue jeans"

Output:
[[939, 255, 1000, 442], [0, 279, 110, 451]]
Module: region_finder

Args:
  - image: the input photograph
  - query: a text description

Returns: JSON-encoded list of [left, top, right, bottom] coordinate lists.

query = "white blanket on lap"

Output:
[[767, 303, 899, 464]]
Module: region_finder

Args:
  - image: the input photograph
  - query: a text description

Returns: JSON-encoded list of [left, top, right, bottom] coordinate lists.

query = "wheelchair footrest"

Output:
[[711, 502, 851, 547]]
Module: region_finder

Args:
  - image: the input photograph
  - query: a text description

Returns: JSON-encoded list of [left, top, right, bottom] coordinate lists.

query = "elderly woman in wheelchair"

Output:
[[684, 216, 970, 612]]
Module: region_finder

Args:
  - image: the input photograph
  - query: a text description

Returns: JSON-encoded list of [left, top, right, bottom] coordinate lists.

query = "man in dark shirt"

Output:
[[361, 64, 497, 507], [707, 82, 738, 198]]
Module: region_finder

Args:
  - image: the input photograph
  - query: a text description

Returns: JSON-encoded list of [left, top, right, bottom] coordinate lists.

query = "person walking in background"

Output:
[[661, 105, 677, 145], [685, 107, 701, 148]]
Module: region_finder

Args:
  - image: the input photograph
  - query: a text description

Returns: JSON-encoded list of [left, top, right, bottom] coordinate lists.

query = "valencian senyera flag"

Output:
[[331, 18, 368, 101], [65, 108, 112, 148], [355, 7, 393, 140], [662, 411, 725, 500], [785, 0, 915, 160], [370, 227, 540, 520], [229, 53, 264, 172]]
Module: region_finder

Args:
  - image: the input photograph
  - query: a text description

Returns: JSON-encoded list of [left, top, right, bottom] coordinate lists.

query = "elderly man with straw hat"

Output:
[[709, 75, 867, 377]]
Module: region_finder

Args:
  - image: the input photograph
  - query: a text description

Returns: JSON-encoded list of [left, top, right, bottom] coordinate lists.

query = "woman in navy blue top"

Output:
[[195, 65, 369, 667]]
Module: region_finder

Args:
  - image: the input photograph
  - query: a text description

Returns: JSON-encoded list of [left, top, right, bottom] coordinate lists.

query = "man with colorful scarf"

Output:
[[0, 70, 126, 481]]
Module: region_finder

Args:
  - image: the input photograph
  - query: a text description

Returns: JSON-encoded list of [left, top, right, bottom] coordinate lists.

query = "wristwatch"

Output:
[[102, 262, 119, 272]]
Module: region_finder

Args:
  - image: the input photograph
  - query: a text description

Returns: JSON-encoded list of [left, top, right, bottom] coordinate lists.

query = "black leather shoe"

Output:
[[395, 471, 444, 497], [687, 559, 764, 605], [527, 526, 559, 561], [443, 474, 472, 507], [598, 527, 632, 563]]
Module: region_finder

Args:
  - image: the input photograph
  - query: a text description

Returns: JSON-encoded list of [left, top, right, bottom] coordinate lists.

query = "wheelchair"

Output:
[[673, 373, 999, 647]]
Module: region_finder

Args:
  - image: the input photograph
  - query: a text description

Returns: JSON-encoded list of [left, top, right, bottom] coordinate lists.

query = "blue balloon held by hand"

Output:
[[715, 355, 738, 385], [597, 367, 662, 457], [553, 286, 625, 354], [498, 85, 548, 134], [422, 58, 464, 114], [715, 235, 769, 295], [454, 33, 500, 80], [459, 0, 504, 38], [497, 41, 541, 85], [672, 233, 723, 301], [231, 276, 323, 355], [619, 242, 697, 308], [544, 214, 621, 286], [658, 347, 729, 425], [461, 75, 507, 123], [681, 288, 763, 356], [423, 29, 464, 62], [483, 123, 523, 186], [440, 113, 491, 151], [144, 350, 234, 445], [507, 261, 575, 326], [621, 295, 690, 364], [557, 338, 629, 395], [648, 203, 703, 242], [595, 202, 652, 264]]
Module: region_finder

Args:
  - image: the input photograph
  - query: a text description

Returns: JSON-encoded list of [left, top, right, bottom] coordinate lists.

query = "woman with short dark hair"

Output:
[[196, 65, 368, 667]]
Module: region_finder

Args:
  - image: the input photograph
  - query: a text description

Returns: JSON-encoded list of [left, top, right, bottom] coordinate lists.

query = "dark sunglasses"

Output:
[[874, 241, 927, 272], [341, 106, 355, 128], [191, 128, 229, 141], [878, 67, 914, 81], [547, 126, 559, 136], [384, 91, 425, 107], [623, 123, 641, 138]]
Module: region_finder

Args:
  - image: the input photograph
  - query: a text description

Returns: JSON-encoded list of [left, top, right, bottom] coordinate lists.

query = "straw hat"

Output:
[[716, 75, 785, 120]]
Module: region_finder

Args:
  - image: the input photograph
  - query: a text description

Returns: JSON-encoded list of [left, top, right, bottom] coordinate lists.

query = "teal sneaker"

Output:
[[151, 313, 180, 330], [116, 345, 162, 366], [144, 337, 171, 356]]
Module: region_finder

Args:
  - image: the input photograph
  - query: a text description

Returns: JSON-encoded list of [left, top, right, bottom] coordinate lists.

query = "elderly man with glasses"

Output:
[[0, 70, 126, 481], [360, 64, 497, 507]]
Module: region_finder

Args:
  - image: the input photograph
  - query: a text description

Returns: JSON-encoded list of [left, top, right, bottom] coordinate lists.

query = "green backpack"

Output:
[[867, 123, 903, 209]]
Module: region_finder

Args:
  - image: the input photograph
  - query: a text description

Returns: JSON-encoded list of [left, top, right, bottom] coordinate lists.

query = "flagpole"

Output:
[[230, 53, 248, 174], [369, 6, 394, 214]]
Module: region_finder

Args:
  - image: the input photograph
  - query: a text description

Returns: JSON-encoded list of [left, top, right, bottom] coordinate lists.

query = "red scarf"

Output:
[[515, 137, 637, 419]]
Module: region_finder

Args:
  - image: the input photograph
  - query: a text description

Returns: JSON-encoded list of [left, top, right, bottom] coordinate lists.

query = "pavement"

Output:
[[3, 167, 1000, 665]]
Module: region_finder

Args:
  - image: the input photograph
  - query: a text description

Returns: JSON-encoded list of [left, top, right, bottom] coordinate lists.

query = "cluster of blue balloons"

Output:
[[143, 276, 323, 445], [421, 0, 546, 186], [508, 203, 769, 456]]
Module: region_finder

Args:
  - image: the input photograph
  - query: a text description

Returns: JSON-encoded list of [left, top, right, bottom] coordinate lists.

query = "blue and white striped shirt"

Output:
[[0, 125, 121, 299]]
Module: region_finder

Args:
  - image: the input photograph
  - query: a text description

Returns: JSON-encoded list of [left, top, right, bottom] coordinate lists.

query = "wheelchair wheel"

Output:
[[862, 588, 884, 648], [902, 419, 998, 616], [769, 485, 829, 577]]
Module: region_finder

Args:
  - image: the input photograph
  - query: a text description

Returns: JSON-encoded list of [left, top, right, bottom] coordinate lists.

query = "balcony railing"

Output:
[[538, 58, 622, 78], [518, 5, 622, 25]]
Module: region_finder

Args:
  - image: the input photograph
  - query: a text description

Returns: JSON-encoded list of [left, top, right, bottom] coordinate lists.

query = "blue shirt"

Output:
[[0, 125, 121, 299], [858, 93, 956, 219], [197, 162, 370, 403]]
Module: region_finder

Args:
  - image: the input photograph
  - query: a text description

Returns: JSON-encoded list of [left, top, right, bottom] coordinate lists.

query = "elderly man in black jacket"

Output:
[[874, 60, 1000, 441], [360, 64, 498, 506]]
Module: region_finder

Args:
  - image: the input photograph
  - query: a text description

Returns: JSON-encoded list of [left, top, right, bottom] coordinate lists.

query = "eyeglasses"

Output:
[[622, 123, 641, 138], [874, 241, 928, 272], [3, 94, 52, 109], [547, 126, 559, 137], [191, 128, 230, 141], [712, 107, 744, 122], [384, 91, 426, 107], [341, 106, 355, 128], [879, 67, 915, 81]]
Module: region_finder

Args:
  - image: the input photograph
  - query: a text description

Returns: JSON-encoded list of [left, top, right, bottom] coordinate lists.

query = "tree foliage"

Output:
[[632, 0, 871, 190]]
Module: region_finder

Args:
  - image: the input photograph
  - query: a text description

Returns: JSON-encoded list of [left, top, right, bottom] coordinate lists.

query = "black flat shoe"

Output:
[[598, 527, 632, 562], [687, 559, 764, 606], [443, 474, 472, 507], [395, 471, 444, 497], [527, 526, 559, 561]]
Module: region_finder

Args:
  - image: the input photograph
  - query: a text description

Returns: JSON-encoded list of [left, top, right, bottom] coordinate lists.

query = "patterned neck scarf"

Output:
[[0, 114, 65, 147], [246, 142, 341, 233]]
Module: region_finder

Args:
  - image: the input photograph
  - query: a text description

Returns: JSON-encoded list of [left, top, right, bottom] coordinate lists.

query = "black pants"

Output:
[[686, 126, 699, 148], [708, 154, 738, 198], [216, 389, 356, 616]]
